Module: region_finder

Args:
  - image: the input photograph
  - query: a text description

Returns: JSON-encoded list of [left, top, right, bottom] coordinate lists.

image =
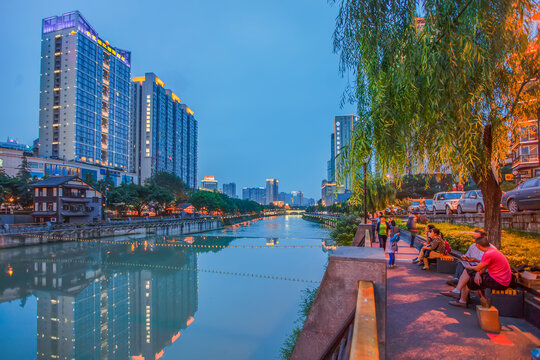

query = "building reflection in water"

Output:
[[1, 241, 199, 360]]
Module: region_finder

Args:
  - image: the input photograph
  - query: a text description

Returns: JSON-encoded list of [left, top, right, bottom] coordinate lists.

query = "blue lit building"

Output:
[[38, 11, 132, 173], [132, 73, 198, 188]]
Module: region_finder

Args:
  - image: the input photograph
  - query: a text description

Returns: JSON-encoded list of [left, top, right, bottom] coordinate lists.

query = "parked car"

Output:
[[432, 191, 465, 215], [502, 177, 540, 212], [457, 190, 484, 213], [408, 200, 422, 214], [420, 199, 434, 214]]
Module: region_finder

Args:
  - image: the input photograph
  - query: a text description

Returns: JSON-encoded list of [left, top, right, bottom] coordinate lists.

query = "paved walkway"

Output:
[[374, 234, 540, 359]]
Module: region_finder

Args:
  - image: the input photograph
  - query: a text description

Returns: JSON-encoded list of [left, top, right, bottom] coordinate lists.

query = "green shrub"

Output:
[[330, 216, 361, 246], [416, 223, 539, 267]]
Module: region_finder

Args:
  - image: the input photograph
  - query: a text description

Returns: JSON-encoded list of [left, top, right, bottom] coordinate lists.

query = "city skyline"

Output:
[[0, 0, 356, 199]]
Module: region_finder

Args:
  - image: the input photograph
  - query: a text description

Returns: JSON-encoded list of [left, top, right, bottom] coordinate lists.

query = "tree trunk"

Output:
[[478, 170, 502, 249]]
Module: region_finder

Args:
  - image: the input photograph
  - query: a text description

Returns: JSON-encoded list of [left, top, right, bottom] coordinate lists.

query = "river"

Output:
[[0, 215, 331, 359]]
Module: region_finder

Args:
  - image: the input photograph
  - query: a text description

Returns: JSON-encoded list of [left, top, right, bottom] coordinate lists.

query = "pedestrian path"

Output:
[[379, 236, 540, 359]]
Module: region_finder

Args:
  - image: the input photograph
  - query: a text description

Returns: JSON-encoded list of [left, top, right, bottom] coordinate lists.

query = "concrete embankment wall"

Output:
[[429, 211, 540, 234], [0, 219, 223, 249], [292, 247, 387, 359]]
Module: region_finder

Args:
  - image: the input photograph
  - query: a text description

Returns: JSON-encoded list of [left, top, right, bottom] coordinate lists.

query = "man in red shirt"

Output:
[[449, 230, 512, 308]]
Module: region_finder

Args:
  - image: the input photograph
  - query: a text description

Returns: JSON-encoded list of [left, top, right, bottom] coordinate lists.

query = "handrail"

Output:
[[350, 281, 379, 359]]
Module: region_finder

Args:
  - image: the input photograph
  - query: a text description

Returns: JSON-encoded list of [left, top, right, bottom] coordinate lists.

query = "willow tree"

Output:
[[332, 0, 540, 248]]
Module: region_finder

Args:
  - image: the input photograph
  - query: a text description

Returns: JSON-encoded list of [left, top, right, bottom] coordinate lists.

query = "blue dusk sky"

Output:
[[0, 0, 356, 199]]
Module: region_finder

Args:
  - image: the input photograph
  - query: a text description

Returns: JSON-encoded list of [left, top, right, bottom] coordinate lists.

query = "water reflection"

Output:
[[1, 240, 207, 360], [0, 216, 330, 359]]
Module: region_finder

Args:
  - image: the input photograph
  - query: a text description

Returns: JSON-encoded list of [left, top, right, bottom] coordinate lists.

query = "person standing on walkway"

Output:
[[406, 213, 418, 248], [378, 216, 389, 250], [388, 225, 400, 268]]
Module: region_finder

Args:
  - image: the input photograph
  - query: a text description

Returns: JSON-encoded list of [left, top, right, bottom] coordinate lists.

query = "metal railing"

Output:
[[320, 281, 379, 360]]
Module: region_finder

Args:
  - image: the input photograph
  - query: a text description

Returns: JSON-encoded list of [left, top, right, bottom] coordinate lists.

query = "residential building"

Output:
[[39, 11, 132, 174], [200, 175, 218, 191], [132, 73, 198, 188], [512, 118, 540, 182], [31, 175, 103, 224], [321, 180, 349, 207], [222, 182, 237, 198], [291, 191, 304, 207], [278, 192, 292, 205], [265, 179, 279, 205], [0, 147, 137, 184], [242, 187, 266, 204]]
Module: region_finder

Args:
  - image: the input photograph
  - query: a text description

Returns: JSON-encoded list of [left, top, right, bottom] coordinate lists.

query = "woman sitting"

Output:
[[414, 227, 445, 270]]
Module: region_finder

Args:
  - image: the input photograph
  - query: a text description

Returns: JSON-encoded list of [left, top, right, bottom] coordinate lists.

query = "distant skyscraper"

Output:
[[201, 175, 218, 191], [334, 115, 358, 190], [39, 11, 132, 172], [265, 179, 279, 205], [222, 182, 236, 198], [132, 73, 198, 188], [242, 187, 266, 204], [327, 133, 335, 182], [291, 191, 304, 206]]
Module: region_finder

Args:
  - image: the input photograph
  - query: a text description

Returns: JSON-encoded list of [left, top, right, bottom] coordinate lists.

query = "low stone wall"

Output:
[[429, 211, 540, 234], [0, 218, 223, 249], [292, 247, 386, 359]]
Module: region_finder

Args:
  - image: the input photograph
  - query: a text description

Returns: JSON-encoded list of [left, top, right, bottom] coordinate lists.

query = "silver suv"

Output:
[[457, 190, 484, 213], [432, 191, 464, 215]]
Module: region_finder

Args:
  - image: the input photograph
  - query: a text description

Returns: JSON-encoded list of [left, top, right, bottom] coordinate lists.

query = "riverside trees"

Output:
[[333, 0, 540, 248]]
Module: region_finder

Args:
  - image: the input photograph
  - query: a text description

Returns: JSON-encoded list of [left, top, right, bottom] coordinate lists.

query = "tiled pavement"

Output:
[[376, 234, 540, 359]]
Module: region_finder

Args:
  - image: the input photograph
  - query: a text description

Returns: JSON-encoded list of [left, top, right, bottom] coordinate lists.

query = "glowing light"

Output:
[[155, 77, 165, 87], [8, 266, 13, 276], [186, 107, 194, 115], [133, 76, 146, 84], [186, 316, 194, 326], [171, 93, 181, 102], [155, 350, 164, 360], [171, 332, 181, 343]]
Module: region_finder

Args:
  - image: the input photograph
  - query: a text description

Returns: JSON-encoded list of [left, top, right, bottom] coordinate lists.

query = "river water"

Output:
[[0, 215, 331, 359]]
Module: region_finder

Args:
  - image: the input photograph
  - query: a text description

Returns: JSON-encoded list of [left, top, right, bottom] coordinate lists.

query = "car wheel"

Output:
[[446, 206, 452, 215], [457, 205, 463, 214], [508, 199, 519, 213], [477, 204, 484, 213]]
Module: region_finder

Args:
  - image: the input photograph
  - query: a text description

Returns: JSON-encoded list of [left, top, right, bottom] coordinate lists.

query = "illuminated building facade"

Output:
[[265, 179, 279, 205], [200, 175, 218, 191], [38, 11, 132, 173], [132, 73, 198, 188], [327, 133, 335, 182]]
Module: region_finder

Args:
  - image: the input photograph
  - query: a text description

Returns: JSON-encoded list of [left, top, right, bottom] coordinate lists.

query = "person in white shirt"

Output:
[[441, 231, 495, 298]]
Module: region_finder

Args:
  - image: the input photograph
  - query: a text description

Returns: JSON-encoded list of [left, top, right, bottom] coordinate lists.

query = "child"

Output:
[[388, 225, 400, 268]]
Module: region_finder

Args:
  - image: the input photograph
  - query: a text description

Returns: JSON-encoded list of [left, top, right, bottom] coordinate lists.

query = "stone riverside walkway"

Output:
[[375, 232, 540, 359]]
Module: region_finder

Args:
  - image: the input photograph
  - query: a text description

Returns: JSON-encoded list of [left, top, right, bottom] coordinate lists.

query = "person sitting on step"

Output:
[[414, 227, 445, 270], [448, 232, 512, 308]]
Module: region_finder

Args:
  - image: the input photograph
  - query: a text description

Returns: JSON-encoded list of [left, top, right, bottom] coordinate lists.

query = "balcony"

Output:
[[513, 154, 539, 169]]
